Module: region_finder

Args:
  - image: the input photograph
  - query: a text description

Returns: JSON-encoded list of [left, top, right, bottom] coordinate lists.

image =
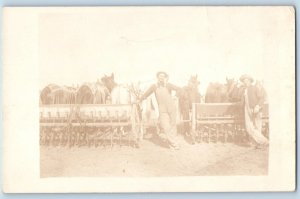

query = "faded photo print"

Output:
[[38, 7, 292, 178]]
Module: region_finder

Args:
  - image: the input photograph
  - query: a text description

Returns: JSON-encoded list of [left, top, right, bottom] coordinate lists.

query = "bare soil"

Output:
[[40, 134, 268, 177]]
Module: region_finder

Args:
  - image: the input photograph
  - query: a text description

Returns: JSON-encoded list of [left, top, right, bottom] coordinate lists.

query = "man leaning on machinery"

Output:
[[138, 72, 181, 150]]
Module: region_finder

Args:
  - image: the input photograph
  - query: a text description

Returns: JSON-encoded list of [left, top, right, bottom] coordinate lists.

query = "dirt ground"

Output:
[[40, 133, 268, 178]]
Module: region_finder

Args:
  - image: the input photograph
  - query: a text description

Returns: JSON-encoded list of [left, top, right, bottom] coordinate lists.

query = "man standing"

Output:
[[240, 74, 269, 148], [139, 72, 181, 149]]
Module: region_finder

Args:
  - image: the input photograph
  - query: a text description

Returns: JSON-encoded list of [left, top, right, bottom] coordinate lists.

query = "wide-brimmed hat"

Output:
[[240, 74, 254, 83], [156, 71, 168, 78]]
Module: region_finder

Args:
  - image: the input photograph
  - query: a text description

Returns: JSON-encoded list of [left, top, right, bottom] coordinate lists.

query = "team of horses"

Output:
[[40, 74, 267, 141]]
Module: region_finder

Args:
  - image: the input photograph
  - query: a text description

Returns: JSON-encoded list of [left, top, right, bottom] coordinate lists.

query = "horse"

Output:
[[101, 73, 143, 147], [226, 78, 246, 103], [101, 73, 133, 104], [205, 82, 229, 103], [40, 84, 61, 105], [226, 78, 268, 104], [47, 86, 77, 104], [177, 75, 201, 143], [76, 81, 109, 104], [101, 73, 146, 121]]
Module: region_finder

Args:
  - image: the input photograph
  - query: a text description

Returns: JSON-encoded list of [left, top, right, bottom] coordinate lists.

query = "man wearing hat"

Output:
[[240, 74, 269, 148], [138, 71, 181, 149]]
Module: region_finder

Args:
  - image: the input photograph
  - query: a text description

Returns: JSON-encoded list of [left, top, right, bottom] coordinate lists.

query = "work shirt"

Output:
[[140, 83, 180, 113]]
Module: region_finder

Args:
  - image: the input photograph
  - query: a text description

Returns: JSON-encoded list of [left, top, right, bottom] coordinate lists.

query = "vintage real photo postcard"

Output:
[[2, 6, 295, 192]]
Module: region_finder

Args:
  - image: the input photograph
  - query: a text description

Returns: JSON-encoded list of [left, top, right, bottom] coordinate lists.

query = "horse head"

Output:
[[188, 75, 200, 89], [205, 82, 229, 103], [225, 78, 247, 103], [226, 77, 235, 92], [101, 73, 117, 92]]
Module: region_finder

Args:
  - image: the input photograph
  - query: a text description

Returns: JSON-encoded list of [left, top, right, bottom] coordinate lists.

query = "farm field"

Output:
[[40, 134, 268, 177]]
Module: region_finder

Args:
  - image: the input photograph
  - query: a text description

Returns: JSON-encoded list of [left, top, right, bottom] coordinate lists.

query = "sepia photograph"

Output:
[[38, 7, 271, 178], [3, 6, 295, 192]]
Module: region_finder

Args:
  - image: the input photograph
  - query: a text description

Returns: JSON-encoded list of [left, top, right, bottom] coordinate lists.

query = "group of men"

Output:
[[137, 72, 269, 150]]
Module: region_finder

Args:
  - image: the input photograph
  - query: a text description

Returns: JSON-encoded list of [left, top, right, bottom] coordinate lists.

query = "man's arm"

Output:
[[140, 84, 156, 101], [168, 83, 181, 92]]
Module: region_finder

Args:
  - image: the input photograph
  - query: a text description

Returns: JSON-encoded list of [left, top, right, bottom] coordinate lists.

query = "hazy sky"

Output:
[[39, 7, 290, 94]]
